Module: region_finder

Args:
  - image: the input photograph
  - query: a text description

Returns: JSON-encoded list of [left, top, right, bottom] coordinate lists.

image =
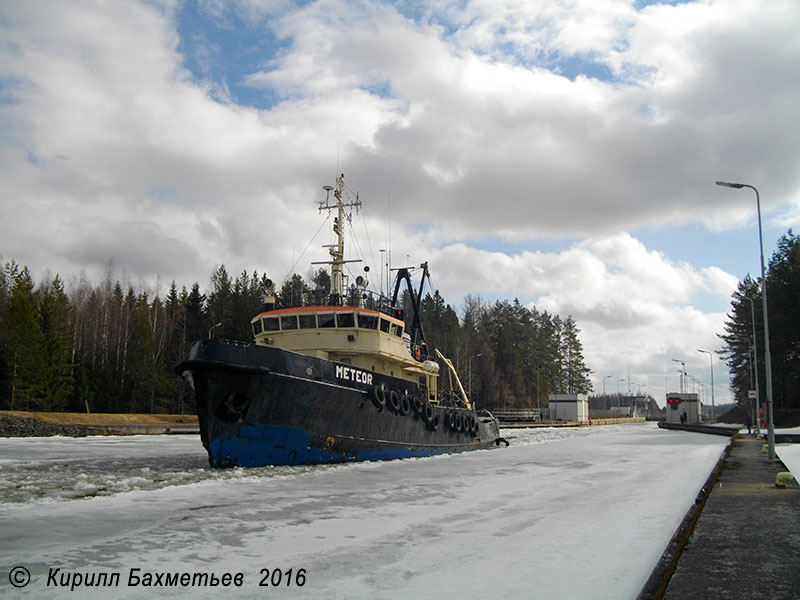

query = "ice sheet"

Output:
[[0, 423, 728, 599]]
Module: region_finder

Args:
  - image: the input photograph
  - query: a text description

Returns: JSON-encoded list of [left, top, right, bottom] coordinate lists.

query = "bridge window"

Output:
[[263, 316, 280, 332], [318, 313, 335, 328], [299, 314, 317, 329], [391, 324, 403, 337], [336, 312, 355, 328], [379, 318, 390, 333], [358, 314, 378, 330], [281, 315, 298, 330], [252, 319, 263, 335]]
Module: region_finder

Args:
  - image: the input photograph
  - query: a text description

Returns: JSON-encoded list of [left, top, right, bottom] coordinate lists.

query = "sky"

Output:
[[1, 0, 799, 407]]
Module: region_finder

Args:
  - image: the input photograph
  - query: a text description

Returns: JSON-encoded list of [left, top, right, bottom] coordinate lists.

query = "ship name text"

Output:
[[335, 365, 373, 385]]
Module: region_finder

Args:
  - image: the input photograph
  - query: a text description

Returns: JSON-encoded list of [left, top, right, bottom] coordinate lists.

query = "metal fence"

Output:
[[485, 408, 542, 422]]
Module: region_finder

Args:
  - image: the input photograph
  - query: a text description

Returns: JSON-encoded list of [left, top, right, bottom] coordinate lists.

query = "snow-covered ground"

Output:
[[0, 423, 733, 599], [731, 425, 800, 478], [775, 427, 800, 478], [777, 445, 800, 478]]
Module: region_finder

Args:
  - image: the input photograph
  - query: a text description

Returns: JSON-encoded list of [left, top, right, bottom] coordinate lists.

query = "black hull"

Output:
[[177, 339, 502, 467]]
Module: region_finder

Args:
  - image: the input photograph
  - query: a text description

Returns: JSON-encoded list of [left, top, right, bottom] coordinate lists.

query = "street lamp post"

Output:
[[734, 292, 761, 435], [716, 181, 775, 460], [671, 359, 686, 393], [627, 380, 635, 416], [603, 375, 612, 396], [209, 322, 223, 339], [697, 349, 716, 423], [617, 378, 625, 415]]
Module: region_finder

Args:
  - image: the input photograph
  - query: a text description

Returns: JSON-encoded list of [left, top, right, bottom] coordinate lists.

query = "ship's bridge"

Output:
[[251, 306, 438, 386]]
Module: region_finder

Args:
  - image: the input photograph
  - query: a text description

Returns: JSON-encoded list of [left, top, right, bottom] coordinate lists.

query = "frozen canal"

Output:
[[1, 423, 730, 599]]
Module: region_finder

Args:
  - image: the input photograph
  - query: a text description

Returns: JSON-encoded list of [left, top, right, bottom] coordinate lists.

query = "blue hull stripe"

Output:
[[208, 424, 456, 467]]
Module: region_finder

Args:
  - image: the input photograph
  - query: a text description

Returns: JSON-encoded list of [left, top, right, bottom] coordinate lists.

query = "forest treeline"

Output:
[[719, 229, 800, 419], [0, 261, 591, 414]]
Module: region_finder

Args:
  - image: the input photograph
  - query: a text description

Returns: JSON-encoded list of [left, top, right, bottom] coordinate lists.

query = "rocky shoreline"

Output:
[[0, 414, 89, 438]]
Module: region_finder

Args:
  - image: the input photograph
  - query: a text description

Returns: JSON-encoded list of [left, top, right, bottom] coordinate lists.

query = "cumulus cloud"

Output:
[[365, 229, 736, 403]]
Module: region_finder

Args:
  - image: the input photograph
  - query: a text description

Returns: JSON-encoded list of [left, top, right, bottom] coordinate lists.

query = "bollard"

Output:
[[775, 472, 794, 488], [762, 444, 768, 454]]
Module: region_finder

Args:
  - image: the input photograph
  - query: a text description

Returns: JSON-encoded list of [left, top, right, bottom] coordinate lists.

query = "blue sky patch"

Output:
[[175, 1, 289, 109], [633, 221, 784, 284], [149, 186, 175, 202], [552, 54, 615, 82]]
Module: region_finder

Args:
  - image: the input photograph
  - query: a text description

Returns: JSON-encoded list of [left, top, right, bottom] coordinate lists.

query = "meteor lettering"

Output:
[[335, 365, 373, 386]]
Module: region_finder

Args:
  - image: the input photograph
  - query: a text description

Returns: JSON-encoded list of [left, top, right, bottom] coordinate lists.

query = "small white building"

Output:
[[548, 394, 589, 423], [665, 393, 703, 423]]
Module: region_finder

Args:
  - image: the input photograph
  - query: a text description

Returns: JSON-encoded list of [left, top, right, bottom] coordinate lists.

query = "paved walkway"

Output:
[[662, 435, 800, 600]]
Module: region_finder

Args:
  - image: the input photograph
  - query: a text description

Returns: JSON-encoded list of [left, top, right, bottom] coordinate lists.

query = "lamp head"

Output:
[[716, 181, 744, 189]]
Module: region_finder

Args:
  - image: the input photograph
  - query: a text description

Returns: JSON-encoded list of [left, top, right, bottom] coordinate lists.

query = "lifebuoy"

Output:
[[388, 390, 401, 413], [415, 346, 421, 360]]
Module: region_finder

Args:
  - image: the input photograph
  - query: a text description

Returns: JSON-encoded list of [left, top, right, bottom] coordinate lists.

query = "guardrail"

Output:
[[486, 408, 542, 422]]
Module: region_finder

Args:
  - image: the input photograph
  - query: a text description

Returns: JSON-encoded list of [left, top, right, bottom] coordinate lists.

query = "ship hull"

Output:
[[178, 339, 502, 467]]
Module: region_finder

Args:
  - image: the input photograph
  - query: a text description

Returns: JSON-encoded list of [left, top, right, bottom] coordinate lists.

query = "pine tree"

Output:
[[310, 267, 331, 295], [126, 292, 156, 413], [765, 231, 800, 412], [38, 276, 74, 410], [207, 265, 233, 339], [0, 261, 9, 406], [4, 265, 45, 409], [229, 270, 270, 342], [184, 282, 207, 345], [719, 276, 761, 406], [720, 230, 800, 419], [560, 316, 592, 394], [277, 274, 308, 309]]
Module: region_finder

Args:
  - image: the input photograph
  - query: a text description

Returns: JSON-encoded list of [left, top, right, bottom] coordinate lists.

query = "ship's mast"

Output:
[[315, 174, 362, 302]]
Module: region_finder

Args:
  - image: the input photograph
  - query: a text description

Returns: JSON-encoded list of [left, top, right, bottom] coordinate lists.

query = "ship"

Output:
[[176, 174, 504, 467]]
